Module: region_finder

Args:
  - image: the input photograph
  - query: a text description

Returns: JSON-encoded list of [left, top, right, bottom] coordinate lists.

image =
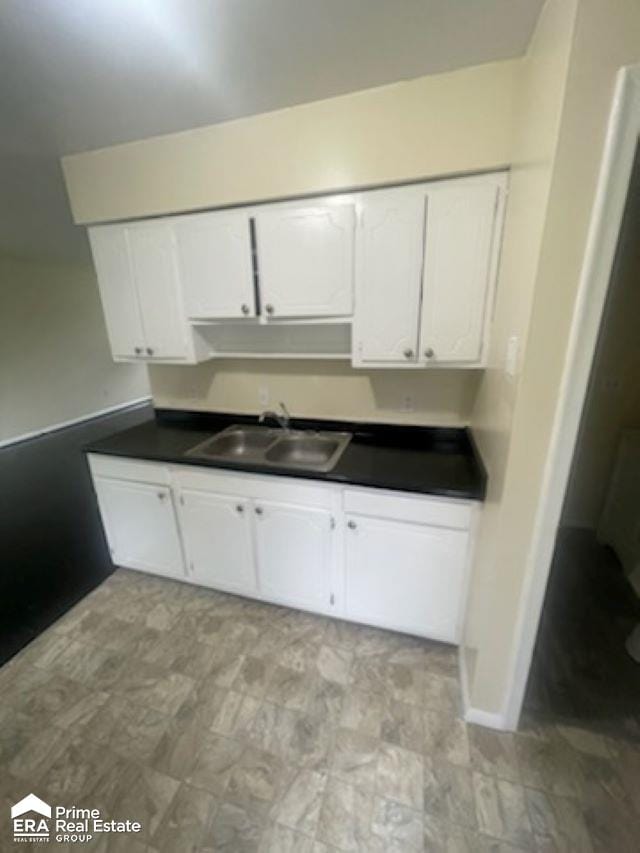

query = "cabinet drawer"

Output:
[[343, 487, 472, 530], [87, 454, 171, 486]]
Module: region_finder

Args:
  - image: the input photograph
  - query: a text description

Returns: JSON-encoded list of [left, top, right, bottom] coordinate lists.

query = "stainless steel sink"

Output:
[[264, 433, 351, 471], [185, 425, 351, 472], [186, 425, 277, 462]]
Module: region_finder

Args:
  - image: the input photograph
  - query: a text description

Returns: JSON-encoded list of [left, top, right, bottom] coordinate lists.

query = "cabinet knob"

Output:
[[157, 491, 166, 501], [347, 520, 357, 530], [265, 304, 274, 315], [236, 504, 244, 514], [424, 347, 435, 359], [255, 506, 263, 516], [241, 304, 250, 315], [403, 348, 414, 360], [146, 347, 154, 356], [134, 346, 142, 355]]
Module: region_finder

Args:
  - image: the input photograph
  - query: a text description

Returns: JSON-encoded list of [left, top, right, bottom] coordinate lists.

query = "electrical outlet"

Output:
[[258, 385, 270, 407], [402, 395, 414, 413]]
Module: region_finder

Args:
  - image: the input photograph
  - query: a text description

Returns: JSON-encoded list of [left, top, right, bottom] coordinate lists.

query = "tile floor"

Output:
[[1, 569, 639, 852]]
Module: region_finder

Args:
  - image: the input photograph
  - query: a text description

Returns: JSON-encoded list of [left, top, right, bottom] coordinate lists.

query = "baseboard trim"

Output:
[[458, 643, 472, 716], [458, 643, 510, 731], [463, 706, 509, 730], [0, 397, 152, 449]]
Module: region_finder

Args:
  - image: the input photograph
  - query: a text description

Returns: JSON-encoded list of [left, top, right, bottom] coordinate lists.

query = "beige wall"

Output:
[[465, 0, 640, 715], [63, 59, 518, 225], [149, 361, 480, 426], [64, 58, 518, 427], [0, 255, 149, 443], [463, 0, 578, 702], [562, 153, 640, 529]]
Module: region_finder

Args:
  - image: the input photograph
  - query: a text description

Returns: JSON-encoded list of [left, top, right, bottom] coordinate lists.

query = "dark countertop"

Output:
[[84, 409, 487, 501]]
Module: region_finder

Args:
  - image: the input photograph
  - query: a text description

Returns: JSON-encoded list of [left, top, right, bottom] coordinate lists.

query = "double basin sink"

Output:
[[186, 424, 352, 473]]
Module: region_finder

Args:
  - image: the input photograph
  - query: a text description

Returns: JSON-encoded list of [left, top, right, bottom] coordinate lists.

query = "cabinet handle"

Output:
[[236, 504, 244, 514], [157, 491, 166, 501], [255, 506, 263, 516], [424, 347, 435, 359], [265, 304, 274, 315], [241, 304, 250, 315], [403, 348, 414, 359], [347, 520, 357, 530], [134, 346, 142, 355], [146, 347, 154, 356]]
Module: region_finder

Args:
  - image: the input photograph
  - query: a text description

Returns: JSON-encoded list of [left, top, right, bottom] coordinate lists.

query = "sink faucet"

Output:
[[259, 401, 292, 432]]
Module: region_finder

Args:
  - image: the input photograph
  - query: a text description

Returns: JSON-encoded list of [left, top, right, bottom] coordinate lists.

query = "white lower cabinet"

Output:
[[88, 454, 475, 643], [344, 514, 468, 642], [253, 499, 333, 612], [92, 476, 185, 580], [176, 490, 256, 595]]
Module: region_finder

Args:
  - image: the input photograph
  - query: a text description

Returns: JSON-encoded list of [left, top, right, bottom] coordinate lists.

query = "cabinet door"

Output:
[[93, 477, 185, 579], [419, 182, 499, 364], [255, 204, 354, 318], [253, 500, 333, 611], [354, 194, 425, 364], [88, 225, 145, 359], [344, 515, 468, 642], [177, 490, 256, 595], [128, 223, 190, 360], [174, 211, 255, 320]]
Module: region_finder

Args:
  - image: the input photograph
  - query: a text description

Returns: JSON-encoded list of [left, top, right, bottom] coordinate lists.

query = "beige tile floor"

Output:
[[1, 569, 639, 851]]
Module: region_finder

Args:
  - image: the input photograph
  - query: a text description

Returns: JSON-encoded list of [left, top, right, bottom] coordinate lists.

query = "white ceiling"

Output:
[[0, 0, 543, 261]]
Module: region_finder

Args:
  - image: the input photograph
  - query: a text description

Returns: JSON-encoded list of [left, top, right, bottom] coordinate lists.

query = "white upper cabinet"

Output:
[[352, 172, 506, 368], [87, 171, 506, 368], [419, 180, 500, 365], [174, 210, 255, 320], [254, 203, 355, 319], [89, 221, 198, 363], [353, 192, 426, 365], [128, 222, 191, 360], [89, 225, 146, 359]]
